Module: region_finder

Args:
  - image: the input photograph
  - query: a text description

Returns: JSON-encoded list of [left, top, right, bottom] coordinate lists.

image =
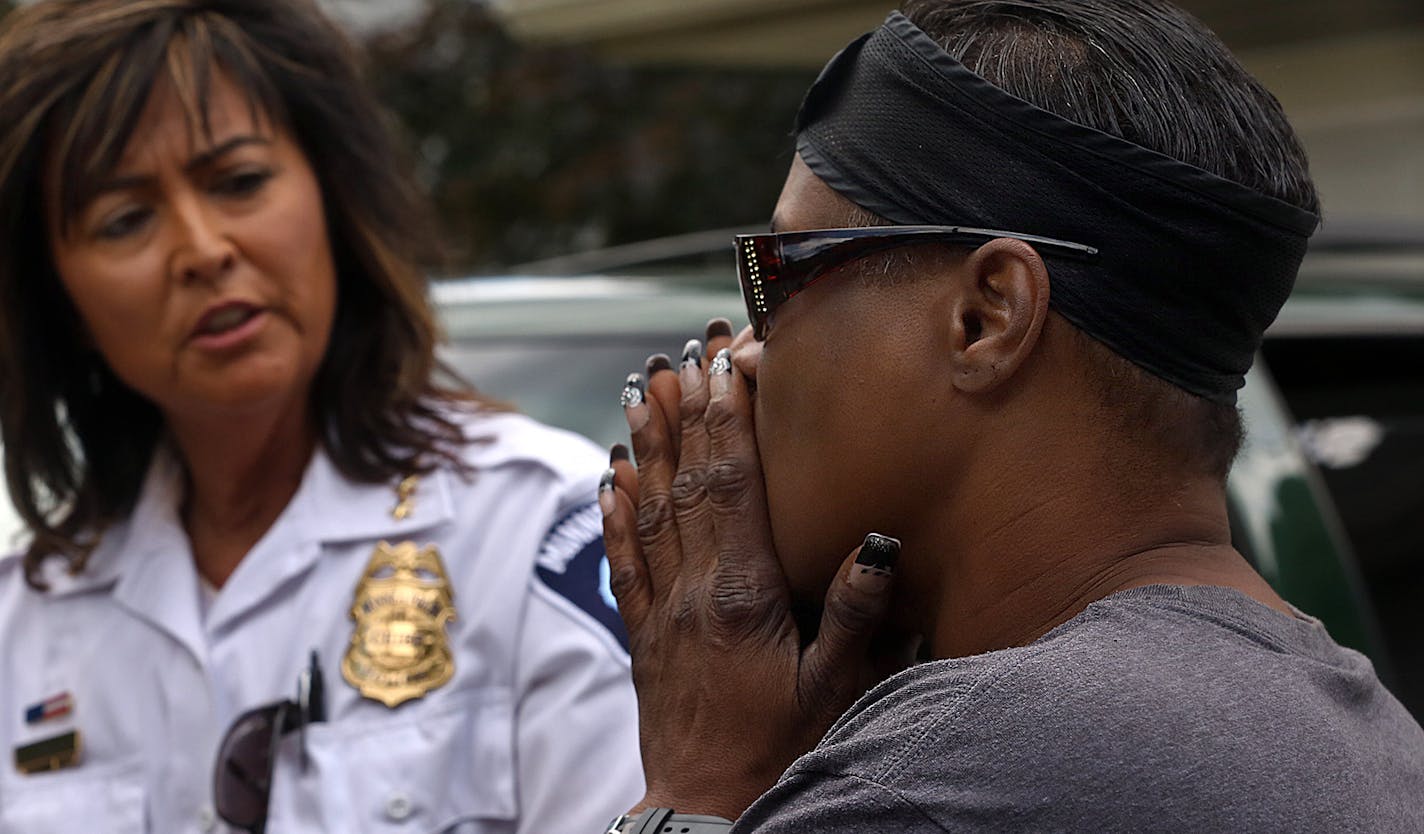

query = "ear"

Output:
[[946, 237, 1050, 394]]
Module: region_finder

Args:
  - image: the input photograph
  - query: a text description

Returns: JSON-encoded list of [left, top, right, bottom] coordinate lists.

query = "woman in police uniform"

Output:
[[0, 1, 642, 831]]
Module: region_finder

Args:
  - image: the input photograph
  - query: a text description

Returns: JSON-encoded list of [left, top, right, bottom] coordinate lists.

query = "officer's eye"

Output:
[[211, 167, 273, 198], [94, 206, 153, 241]]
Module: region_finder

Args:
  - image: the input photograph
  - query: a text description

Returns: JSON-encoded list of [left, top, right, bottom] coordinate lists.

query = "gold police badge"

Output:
[[342, 540, 456, 707]]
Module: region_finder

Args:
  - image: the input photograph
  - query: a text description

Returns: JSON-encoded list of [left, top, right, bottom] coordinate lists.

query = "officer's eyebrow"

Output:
[[86, 135, 272, 200], [184, 134, 271, 173]]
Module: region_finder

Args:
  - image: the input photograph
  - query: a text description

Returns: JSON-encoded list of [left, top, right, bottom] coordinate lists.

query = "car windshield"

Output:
[[440, 233, 1424, 724], [445, 339, 685, 449]]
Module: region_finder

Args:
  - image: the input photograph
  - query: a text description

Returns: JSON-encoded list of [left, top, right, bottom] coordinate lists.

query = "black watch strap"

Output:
[[606, 808, 734, 834]]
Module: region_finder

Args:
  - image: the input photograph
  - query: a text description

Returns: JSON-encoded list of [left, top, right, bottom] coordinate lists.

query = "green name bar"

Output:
[[14, 729, 81, 775]]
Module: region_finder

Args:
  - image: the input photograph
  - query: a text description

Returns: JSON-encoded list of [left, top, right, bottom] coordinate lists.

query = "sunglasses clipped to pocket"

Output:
[[213, 651, 327, 834]]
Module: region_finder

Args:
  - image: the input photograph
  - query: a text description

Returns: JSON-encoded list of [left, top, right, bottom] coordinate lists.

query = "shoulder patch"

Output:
[[534, 503, 628, 650]]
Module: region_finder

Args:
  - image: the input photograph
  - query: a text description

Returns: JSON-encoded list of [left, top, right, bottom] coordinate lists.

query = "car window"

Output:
[[444, 338, 681, 450]]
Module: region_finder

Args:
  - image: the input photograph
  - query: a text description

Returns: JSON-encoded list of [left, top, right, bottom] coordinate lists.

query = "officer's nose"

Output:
[[170, 200, 237, 286]]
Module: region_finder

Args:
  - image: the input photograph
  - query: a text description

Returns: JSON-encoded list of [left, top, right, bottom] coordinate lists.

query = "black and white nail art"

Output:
[[854, 533, 901, 577], [709, 348, 733, 376], [681, 339, 703, 370], [620, 373, 645, 408]]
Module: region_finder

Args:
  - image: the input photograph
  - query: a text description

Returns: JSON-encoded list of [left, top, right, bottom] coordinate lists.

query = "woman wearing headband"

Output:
[[600, 2, 1423, 832]]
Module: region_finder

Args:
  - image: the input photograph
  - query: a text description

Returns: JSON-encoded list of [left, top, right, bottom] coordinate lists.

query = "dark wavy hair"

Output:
[[0, 0, 498, 587]]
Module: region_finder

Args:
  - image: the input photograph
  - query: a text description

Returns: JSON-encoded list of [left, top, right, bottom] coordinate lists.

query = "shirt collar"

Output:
[[39, 441, 456, 599], [35, 450, 184, 598], [300, 446, 456, 544]]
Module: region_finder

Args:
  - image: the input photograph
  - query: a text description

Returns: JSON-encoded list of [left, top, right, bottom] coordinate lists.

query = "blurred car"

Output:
[[2, 224, 1418, 721], [438, 223, 1424, 720], [1255, 222, 1424, 721]]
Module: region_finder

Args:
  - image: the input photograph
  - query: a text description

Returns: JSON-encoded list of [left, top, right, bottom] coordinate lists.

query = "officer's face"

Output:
[[46, 70, 337, 432], [738, 155, 957, 610]]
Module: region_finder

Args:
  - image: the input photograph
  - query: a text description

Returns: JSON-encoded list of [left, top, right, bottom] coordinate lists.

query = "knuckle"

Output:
[[798, 661, 851, 718], [703, 459, 753, 510], [822, 590, 878, 639], [705, 568, 773, 634], [606, 561, 642, 607], [702, 395, 740, 436], [680, 387, 708, 420], [632, 438, 671, 471], [635, 494, 678, 545], [600, 513, 628, 549], [671, 586, 702, 634], [669, 468, 707, 512]]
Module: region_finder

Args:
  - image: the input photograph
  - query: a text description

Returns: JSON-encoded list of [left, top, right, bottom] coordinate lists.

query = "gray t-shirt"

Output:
[[734, 584, 1424, 832]]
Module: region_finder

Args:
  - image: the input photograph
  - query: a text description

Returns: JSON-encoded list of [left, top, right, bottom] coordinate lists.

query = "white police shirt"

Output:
[[0, 412, 643, 833]]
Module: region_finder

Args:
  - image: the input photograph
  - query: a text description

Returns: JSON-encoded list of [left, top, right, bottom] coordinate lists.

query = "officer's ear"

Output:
[[943, 237, 1050, 394]]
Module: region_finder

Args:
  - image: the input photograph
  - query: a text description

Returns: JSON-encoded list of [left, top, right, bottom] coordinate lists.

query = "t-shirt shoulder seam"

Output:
[[1106, 593, 1301, 654], [873, 620, 1102, 781], [779, 768, 953, 832]]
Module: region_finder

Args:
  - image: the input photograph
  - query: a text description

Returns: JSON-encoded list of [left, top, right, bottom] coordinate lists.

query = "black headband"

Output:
[[795, 12, 1319, 403]]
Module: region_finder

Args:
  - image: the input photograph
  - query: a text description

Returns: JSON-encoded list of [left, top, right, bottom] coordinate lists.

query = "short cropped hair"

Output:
[[897, 0, 1319, 479], [0, 0, 494, 585]]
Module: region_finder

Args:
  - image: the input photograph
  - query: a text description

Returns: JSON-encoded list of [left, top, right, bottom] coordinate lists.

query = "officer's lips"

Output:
[[189, 300, 267, 350]]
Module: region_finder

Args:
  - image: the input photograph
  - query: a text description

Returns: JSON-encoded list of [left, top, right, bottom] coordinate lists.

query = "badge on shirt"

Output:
[[14, 730, 81, 775], [342, 540, 456, 708]]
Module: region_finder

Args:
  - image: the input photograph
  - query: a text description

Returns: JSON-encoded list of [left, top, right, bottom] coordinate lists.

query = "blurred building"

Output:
[[492, 0, 1424, 226], [321, 0, 425, 31]]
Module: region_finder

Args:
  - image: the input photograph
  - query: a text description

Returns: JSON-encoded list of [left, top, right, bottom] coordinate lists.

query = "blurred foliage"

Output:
[[363, 0, 814, 272], [0, 0, 811, 271]]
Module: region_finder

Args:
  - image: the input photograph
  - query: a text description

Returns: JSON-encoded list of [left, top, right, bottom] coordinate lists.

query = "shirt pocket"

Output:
[[0, 757, 146, 834], [267, 687, 516, 834]]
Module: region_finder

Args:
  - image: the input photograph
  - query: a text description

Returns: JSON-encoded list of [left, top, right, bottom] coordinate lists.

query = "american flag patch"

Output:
[[24, 692, 73, 725]]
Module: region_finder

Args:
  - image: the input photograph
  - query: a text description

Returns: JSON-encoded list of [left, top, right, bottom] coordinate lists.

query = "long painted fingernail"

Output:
[[680, 339, 703, 390], [610, 443, 629, 464], [644, 353, 672, 378], [621, 373, 650, 431], [706, 318, 734, 341], [849, 533, 900, 590], [599, 467, 617, 516], [708, 348, 733, 401]]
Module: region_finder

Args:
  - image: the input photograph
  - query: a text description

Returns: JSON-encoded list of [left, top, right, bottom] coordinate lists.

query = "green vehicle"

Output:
[[435, 224, 1424, 720], [1, 226, 1417, 718]]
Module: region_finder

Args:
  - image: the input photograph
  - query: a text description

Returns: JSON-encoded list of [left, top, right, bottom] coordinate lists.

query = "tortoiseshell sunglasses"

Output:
[[734, 225, 1098, 340]]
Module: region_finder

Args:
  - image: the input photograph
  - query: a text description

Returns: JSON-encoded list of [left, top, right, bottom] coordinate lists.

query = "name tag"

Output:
[[14, 730, 82, 775]]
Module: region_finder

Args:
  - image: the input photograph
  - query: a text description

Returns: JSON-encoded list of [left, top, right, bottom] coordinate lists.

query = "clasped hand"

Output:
[[600, 321, 910, 821]]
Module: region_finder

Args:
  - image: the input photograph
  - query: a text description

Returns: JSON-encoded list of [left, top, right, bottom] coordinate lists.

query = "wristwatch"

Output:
[[605, 808, 734, 834]]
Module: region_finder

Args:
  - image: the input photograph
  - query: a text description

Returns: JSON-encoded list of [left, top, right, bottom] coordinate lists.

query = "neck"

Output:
[[902, 448, 1291, 660], [169, 403, 316, 588]]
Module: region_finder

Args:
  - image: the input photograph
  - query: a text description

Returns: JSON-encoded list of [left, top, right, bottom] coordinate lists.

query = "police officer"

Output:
[[0, 1, 642, 831]]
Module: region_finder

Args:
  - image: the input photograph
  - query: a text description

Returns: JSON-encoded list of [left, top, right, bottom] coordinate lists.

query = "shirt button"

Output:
[[385, 792, 413, 822], [198, 804, 218, 833]]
